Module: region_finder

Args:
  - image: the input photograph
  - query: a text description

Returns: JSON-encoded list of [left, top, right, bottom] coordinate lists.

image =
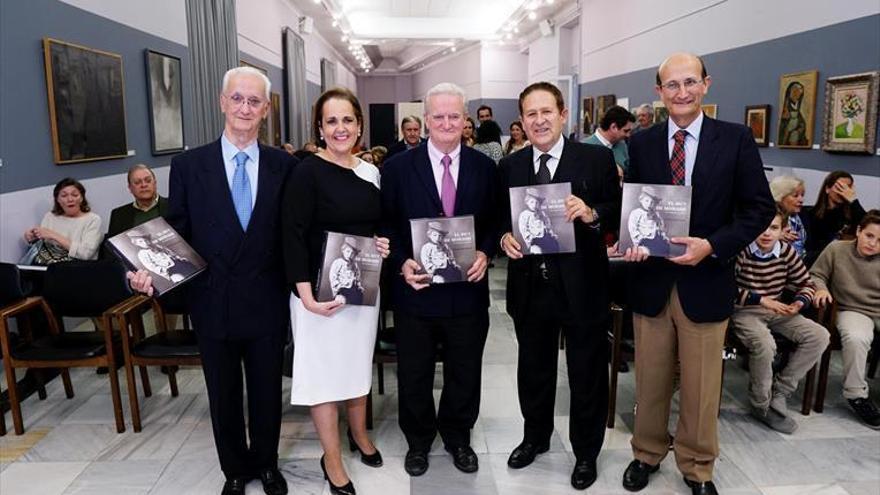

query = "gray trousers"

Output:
[[732, 307, 829, 409], [837, 310, 880, 400]]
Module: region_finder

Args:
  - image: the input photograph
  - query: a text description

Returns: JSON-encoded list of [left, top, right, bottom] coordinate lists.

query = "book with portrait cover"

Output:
[[410, 215, 476, 284], [105, 217, 206, 296], [315, 232, 382, 306], [508, 183, 576, 255], [618, 183, 692, 258]]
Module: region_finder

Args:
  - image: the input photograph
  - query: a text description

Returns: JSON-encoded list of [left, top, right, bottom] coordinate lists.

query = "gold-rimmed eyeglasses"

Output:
[[659, 78, 704, 93]]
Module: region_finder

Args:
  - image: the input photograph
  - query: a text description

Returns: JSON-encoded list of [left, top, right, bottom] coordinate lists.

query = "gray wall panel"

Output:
[[580, 15, 880, 177]]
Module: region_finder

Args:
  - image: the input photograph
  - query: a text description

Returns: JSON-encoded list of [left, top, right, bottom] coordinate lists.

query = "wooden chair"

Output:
[[606, 303, 628, 428], [113, 293, 200, 432], [0, 261, 138, 434], [814, 303, 840, 413]]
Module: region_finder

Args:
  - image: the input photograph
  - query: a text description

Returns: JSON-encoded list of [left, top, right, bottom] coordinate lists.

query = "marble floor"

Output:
[[1, 262, 879, 495]]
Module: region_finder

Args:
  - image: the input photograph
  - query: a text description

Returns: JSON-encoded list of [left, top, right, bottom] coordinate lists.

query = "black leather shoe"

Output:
[[404, 449, 429, 476], [506, 440, 550, 469], [259, 468, 288, 495], [445, 445, 478, 473], [684, 478, 718, 495], [570, 458, 598, 490], [622, 460, 659, 492], [221, 477, 247, 495], [347, 428, 383, 467], [320, 455, 355, 495]]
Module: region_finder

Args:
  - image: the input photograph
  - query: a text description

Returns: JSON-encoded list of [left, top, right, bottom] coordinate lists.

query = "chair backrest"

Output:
[[43, 260, 132, 317], [0, 262, 28, 307]]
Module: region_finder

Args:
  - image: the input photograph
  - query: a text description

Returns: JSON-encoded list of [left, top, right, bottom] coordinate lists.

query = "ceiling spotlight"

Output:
[[514, 27, 519, 33], [451, 46, 457, 53], [546, 0, 555, 4], [528, 11, 537, 20], [312, 0, 320, 3], [341, 35, 348, 42], [505, 33, 512, 40], [331, 20, 338, 27]]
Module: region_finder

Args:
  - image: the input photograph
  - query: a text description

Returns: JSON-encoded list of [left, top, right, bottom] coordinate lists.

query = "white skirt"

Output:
[[289, 292, 379, 406]]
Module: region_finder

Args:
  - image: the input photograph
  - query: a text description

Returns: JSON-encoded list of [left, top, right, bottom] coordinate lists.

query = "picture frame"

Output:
[[43, 38, 128, 164], [271, 92, 282, 147], [596, 94, 616, 126], [776, 70, 819, 149], [582, 97, 594, 135], [145, 49, 184, 155], [240, 60, 271, 144], [744, 105, 771, 147], [652, 101, 668, 124], [701, 104, 717, 119], [821, 71, 879, 154]]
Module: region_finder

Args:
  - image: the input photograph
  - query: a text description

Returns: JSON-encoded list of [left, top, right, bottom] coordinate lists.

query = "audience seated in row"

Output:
[[23, 178, 102, 265]]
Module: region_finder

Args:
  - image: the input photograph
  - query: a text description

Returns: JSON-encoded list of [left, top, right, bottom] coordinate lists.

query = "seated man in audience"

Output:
[[732, 208, 829, 433], [811, 209, 880, 429], [106, 164, 169, 237]]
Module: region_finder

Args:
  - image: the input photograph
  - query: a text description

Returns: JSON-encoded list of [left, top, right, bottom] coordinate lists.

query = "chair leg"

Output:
[[366, 387, 374, 430], [377, 363, 385, 395], [801, 364, 816, 416], [168, 369, 179, 397], [814, 348, 832, 413], [61, 369, 74, 398], [607, 307, 623, 429], [140, 366, 152, 397], [3, 363, 24, 435], [0, 403, 6, 436], [124, 357, 142, 433]]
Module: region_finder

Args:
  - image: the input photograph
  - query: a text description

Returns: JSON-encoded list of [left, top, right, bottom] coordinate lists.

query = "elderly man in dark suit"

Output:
[[620, 53, 774, 495], [498, 81, 620, 490], [129, 66, 296, 495], [386, 115, 427, 159], [381, 82, 496, 477]]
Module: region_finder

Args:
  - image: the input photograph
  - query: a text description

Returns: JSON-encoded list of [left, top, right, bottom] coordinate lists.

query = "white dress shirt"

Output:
[[221, 133, 259, 207], [666, 112, 703, 186], [532, 134, 565, 180], [427, 138, 461, 197]]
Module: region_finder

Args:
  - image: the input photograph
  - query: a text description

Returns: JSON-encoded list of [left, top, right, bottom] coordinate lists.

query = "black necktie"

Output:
[[536, 153, 552, 184]]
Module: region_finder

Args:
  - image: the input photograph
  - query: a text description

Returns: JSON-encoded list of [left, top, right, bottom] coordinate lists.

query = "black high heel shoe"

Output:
[[347, 428, 383, 467], [320, 455, 356, 495]]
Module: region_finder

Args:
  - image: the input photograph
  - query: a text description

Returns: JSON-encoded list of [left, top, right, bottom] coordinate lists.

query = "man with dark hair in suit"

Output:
[[106, 164, 169, 238], [620, 52, 774, 495], [476, 104, 493, 123], [129, 66, 296, 495], [381, 82, 496, 477], [498, 81, 620, 491], [386, 115, 426, 159]]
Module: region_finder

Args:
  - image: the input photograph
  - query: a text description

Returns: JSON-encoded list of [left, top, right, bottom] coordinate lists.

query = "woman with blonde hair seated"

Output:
[[769, 175, 808, 257]]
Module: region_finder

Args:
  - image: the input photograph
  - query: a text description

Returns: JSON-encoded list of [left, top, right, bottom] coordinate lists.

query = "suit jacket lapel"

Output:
[[414, 146, 444, 214], [552, 138, 578, 184], [691, 117, 719, 189], [203, 141, 244, 236], [453, 149, 476, 215], [655, 121, 672, 184], [250, 144, 278, 229]]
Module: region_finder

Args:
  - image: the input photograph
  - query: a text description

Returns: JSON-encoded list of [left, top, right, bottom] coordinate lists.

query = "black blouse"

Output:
[[281, 154, 381, 295]]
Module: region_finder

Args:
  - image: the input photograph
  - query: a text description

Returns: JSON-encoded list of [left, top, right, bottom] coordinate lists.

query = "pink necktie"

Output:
[[440, 154, 456, 217]]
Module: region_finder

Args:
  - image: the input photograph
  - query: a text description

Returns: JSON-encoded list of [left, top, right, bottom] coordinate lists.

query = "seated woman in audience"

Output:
[[733, 208, 828, 434], [472, 119, 503, 164], [357, 150, 375, 164], [503, 120, 529, 156], [461, 117, 476, 147], [811, 210, 880, 429], [805, 170, 866, 264], [370, 145, 388, 167], [23, 177, 102, 264], [770, 175, 808, 258]]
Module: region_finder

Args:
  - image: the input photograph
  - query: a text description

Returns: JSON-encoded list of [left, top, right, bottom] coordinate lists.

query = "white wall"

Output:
[[59, 0, 188, 45], [236, 0, 356, 88], [411, 44, 482, 101], [356, 74, 414, 145], [580, 0, 880, 83], [527, 31, 560, 83], [480, 45, 528, 99]]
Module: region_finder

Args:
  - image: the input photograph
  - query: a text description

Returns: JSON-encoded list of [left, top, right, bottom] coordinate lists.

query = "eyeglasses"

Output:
[[659, 78, 704, 93], [429, 113, 463, 124], [224, 93, 266, 109]]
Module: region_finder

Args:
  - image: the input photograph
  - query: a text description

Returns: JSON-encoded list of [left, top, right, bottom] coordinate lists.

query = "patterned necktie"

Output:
[[536, 153, 552, 184], [670, 129, 688, 185], [440, 154, 456, 217], [231, 151, 253, 229]]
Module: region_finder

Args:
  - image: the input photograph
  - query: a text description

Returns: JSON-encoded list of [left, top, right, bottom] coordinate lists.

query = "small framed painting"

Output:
[[821, 71, 879, 154], [776, 70, 819, 149], [745, 105, 771, 147]]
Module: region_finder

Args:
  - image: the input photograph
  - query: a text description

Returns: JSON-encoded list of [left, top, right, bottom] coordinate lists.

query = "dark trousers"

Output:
[[197, 331, 284, 478], [514, 275, 608, 462], [395, 311, 489, 451]]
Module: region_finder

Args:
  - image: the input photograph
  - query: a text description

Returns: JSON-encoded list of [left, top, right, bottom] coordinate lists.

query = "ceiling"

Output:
[[287, 0, 578, 74]]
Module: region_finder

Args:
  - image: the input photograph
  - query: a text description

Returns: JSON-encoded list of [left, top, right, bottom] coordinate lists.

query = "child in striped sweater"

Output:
[[733, 210, 829, 434]]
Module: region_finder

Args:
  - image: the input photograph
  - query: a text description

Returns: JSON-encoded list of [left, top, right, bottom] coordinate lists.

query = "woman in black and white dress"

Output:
[[282, 87, 389, 495]]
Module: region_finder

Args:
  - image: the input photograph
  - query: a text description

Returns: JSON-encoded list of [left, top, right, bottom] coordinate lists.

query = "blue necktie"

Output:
[[231, 151, 252, 230]]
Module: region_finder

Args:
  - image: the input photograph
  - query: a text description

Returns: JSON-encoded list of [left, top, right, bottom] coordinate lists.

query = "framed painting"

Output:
[[582, 97, 594, 135], [145, 50, 184, 155], [776, 70, 818, 149], [596, 94, 616, 126], [745, 105, 771, 147], [701, 104, 717, 119], [271, 92, 282, 147], [652, 101, 668, 124], [43, 38, 128, 164], [821, 71, 879, 154]]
